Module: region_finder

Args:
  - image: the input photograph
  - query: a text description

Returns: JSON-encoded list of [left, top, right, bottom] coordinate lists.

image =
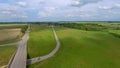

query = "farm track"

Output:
[[27, 27, 60, 65]]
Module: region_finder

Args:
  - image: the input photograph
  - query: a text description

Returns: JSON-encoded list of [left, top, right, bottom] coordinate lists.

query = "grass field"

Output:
[[27, 24, 56, 59], [109, 30, 120, 35], [28, 27, 120, 68], [0, 46, 16, 67]]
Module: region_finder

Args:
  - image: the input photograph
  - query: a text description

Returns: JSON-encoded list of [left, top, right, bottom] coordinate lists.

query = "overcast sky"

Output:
[[0, 0, 120, 22]]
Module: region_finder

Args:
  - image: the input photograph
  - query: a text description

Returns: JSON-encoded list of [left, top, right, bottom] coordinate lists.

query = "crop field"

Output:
[[0, 28, 21, 42], [28, 23, 120, 68], [0, 24, 27, 44], [0, 46, 16, 67], [27, 24, 56, 59]]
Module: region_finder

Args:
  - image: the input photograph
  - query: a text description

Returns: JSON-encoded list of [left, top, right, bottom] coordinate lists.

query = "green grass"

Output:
[[109, 30, 120, 35], [0, 46, 16, 66], [27, 24, 56, 59], [28, 27, 120, 68]]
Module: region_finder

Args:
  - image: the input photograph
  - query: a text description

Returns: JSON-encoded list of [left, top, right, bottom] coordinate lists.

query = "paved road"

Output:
[[8, 25, 30, 68], [27, 26, 60, 65]]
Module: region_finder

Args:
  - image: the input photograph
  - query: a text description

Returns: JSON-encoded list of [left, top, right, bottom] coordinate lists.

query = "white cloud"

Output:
[[38, 7, 57, 18], [11, 14, 28, 18], [44, 7, 56, 12], [65, 14, 75, 17], [115, 3, 120, 8], [13, 2, 27, 7], [20, 15, 28, 18], [0, 8, 28, 19], [1, 11, 11, 14], [99, 6, 112, 10], [71, 0, 81, 6], [70, 0, 102, 7], [79, 14, 92, 17], [65, 13, 92, 18], [38, 12, 49, 17]]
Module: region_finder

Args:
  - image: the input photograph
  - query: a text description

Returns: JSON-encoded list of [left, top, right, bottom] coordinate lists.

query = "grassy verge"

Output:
[[0, 46, 16, 66], [28, 27, 120, 68], [27, 24, 56, 59]]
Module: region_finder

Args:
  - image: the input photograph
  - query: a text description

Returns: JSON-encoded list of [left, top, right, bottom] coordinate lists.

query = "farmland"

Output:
[[28, 23, 120, 68], [0, 24, 27, 67], [0, 22, 120, 68], [0, 29, 21, 42], [0, 24, 27, 44]]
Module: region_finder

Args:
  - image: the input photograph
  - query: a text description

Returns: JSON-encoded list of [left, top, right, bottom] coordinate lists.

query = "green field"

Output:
[[109, 30, 120, 35], [28, 26, 120, 68], [27, 24, 56, 59], [0, 46, 16, 67]]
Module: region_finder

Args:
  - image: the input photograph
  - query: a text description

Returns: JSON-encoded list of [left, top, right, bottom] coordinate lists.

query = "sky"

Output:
[[0, 0, 120, 22]]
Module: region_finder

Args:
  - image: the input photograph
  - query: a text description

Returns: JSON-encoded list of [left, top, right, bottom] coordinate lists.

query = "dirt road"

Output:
[[27, 26, 60, 65]]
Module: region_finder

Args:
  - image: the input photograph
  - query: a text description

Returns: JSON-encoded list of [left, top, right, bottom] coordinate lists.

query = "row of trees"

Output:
[[47, 22, 120, 31], [49, 23, 107, 31]]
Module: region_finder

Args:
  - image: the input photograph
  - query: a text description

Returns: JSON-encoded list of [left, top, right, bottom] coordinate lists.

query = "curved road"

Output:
[[27, 26, 60, 65], [8, 25, 30, 68]]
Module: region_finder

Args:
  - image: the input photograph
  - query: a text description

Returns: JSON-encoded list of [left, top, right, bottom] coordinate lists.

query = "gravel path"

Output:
[[27, 27, 60, 65]]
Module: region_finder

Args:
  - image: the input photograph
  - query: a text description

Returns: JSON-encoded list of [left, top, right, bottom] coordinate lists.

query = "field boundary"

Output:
[[0, 42, 18, 46]]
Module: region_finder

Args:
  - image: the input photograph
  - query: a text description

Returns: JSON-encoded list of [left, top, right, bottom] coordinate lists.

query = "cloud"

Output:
[[70, 0, 102, 7], [38, 7, 57, 18], [0, 9, 16, 15], [99, 6, 113, 10], [79, 14, 92, 17], [38, 12, 49, 17], [0, 10, 11, 14], [115, 3, 120, 8], [12, 2, 27, 7], [44, 7, 56, 12], [99, 3, 120, 11], [65, 13, 93, 18], [0, 8, 28, 19], [11, 14, 28, 18], [0, 0, 120, 21]]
